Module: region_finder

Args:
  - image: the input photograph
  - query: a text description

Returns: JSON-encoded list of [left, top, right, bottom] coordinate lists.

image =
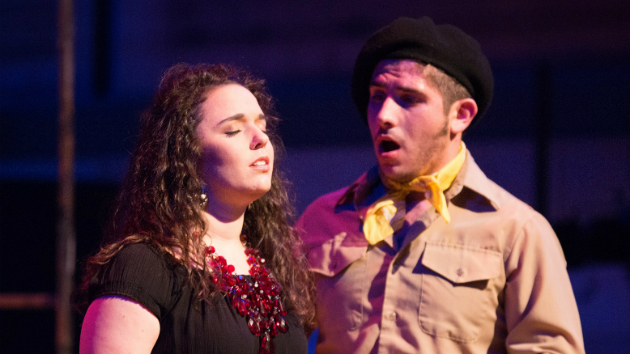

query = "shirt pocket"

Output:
[[307, 232, 368, 331], [418, 242, 502, 342]]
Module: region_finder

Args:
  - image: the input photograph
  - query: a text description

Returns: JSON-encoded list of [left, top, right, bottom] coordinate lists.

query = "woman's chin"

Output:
[[245, 185, 272, 203]]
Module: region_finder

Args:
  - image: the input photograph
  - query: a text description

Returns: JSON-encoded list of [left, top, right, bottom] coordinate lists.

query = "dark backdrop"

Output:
[[1, 1, 630, 352]]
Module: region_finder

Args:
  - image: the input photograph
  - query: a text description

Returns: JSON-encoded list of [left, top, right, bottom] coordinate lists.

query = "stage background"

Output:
[[1, 0, 629, 352]]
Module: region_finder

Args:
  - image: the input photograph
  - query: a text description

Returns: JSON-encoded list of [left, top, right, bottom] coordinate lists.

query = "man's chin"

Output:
[[378, 166, 413, 184]]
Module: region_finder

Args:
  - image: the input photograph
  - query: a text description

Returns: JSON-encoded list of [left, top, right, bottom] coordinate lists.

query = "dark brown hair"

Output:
[[424, 64, 472, 115], [76, 63, 316, 332]]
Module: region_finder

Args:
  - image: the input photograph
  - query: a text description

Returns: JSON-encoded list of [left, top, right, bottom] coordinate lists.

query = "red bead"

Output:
[[270, 320, 278, 336], [237, 299, 248, 316], [260, 299, 270, 316], [261, 331, 273, 354], [260, 319, 269, 329], [231, 292, 239, 308], [277, 316, 287, 333], [248, 317, 261, 336]]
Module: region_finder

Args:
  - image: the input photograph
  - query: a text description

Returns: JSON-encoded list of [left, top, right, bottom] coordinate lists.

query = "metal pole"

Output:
[[0, 293, 56, 309], [57, 0, 76, 352]]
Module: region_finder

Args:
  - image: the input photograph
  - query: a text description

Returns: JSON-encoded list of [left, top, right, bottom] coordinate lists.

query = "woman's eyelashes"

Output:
[[225, 129, 241, 137], [224, 127, 267, 137], [223, 116, 267, 137], [258, 115, 269, 133]]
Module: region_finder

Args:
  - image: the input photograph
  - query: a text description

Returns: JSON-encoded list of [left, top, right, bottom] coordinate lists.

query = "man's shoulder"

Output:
[[462, 153, 535, 215], [478, 173, 567, 267], [482, 173, 539, 219], [306, 186, 350, 211], [299, 168, 373, 220], [474, 171, 543, 224], [297, 185, 354, 231], [296, 181, 365, 247], [461, 154, 552, 235]]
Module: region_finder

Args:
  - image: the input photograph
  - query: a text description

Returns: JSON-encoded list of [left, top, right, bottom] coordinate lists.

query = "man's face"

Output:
[[367, 59, 453, 183]]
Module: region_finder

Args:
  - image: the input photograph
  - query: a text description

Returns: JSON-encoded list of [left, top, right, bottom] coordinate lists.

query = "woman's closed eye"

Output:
[[225, 130, 241, 137], [258, 115, 269, 133]]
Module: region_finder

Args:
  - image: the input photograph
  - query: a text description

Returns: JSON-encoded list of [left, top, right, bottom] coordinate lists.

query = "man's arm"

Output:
[[504, 213, 585, 354]]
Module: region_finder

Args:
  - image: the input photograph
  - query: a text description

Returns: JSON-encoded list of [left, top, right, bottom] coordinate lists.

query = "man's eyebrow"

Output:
[[369, 81, 386, 88], [369, 81, 422, 95], [397, 86, 422, 95]]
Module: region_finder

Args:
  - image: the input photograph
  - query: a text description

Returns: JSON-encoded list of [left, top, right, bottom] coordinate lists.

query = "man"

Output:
[[296, 17, 585, 353]]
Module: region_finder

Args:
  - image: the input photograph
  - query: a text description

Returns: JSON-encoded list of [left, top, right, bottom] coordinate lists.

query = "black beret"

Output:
[[351, 16, 494, 126]]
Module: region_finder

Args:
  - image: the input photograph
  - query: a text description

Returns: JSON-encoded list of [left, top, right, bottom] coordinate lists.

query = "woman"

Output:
[[76, 63, 315, 354]]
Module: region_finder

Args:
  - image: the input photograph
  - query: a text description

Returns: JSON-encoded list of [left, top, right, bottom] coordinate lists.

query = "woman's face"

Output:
[[196, 84, 274, 209]]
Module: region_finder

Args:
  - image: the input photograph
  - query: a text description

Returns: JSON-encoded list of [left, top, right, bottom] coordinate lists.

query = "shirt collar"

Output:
[[335, 164, 382, 208], [335, 148, 501, 211]]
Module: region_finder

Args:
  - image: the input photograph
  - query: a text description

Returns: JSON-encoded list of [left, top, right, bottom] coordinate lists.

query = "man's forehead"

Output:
[[370, 60, 431, 88], [369, 59, 432, 92], [371, 59, 426, 78]]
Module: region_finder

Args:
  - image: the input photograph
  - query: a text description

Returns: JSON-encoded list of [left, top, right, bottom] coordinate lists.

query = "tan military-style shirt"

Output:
[[296, 152, 585, 354]]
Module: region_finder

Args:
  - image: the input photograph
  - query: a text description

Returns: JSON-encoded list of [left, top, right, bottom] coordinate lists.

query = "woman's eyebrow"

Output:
[[216, 113, 245, 127]]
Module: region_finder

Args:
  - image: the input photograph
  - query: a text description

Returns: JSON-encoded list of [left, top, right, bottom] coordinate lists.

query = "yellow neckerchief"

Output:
[[362, 143, 467, 245]]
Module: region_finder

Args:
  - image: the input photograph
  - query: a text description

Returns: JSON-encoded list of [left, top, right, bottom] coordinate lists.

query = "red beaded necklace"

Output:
[[204, 235, 287, 354]]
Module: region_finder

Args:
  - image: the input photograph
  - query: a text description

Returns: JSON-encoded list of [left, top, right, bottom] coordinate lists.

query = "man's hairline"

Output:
[[368, 59, 464, 114]]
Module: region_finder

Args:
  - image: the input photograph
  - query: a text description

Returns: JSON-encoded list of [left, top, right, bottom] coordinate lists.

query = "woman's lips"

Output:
[[250, 156, 270, 170]]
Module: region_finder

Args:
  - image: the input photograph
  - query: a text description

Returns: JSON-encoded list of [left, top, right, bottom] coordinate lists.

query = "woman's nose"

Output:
[[250, 127, 269, 150]]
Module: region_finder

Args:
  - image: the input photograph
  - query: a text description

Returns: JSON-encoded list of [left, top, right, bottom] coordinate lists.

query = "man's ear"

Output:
[[449, 98, 477, 135]]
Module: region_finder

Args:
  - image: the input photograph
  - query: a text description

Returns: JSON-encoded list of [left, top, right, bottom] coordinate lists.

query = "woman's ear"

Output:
[[449, 98, 478, 135]]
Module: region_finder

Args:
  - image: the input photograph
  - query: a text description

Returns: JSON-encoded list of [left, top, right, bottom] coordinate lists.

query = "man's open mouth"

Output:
[[380, 140, 400, 152]]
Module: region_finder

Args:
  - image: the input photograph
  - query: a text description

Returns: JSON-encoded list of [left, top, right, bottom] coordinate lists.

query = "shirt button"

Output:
[[388, 312, 397, 321], [457, 268, 464, 276]]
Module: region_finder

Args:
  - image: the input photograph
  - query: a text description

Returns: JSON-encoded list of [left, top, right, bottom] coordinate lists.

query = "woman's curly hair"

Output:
[[75, 63, 316, 332]]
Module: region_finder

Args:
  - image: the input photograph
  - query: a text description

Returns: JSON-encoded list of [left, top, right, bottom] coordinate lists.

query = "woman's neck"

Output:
[[200, 208, 251, 274], [202, 197, 247, 237]]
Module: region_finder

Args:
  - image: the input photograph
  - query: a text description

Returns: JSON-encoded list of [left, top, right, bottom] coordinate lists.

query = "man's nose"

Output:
[[374, 97, 399, 129]]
